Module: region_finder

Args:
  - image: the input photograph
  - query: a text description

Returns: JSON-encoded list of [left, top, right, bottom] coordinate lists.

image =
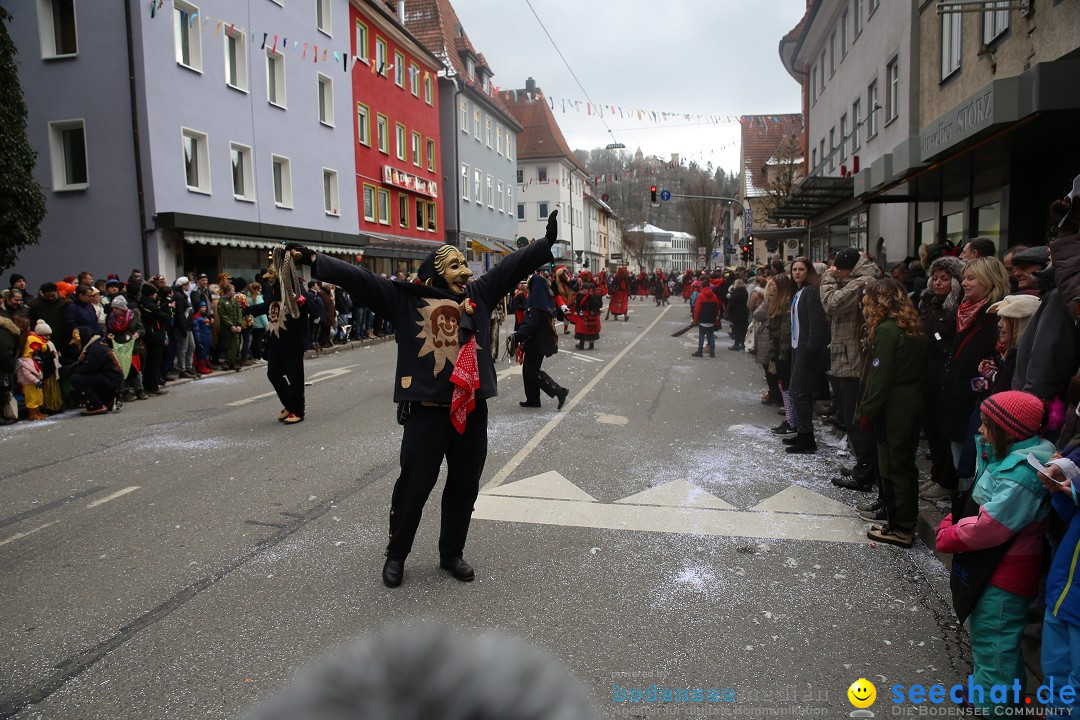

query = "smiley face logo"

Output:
[[847, 678, 876, 708]]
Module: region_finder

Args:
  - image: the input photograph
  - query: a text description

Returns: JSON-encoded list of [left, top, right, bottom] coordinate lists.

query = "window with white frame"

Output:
[[839, 114, 848, 162], [466, 58, 475, 81], [182, 128, 210, 194], [941, 11, 961, 80], [48, 119, 87, 190], [473, 109, 480, 138], [869, 0, 879, 14], [376, 114, 388, 153], [266, 49, 286, 107], [272, 155, 292, 208], [377, 188, 390, 225], [516, 168, 523, 184], [37, 0, 78, 58], [375, 36, 387, 75], [852, 97, 862, 150], [538, 166, 548, 182], [983, 2, 1009, 44], [829, 128, 836, 172], [886, 56, 899, 123], [323, 169, 339, 215], [318, 74, 334, 126], [461, 163, 470, 201], [362, 184, 375, 222], [426, 138, 435, 172], [820, 50, 826, 90], [867, 80, 879, 137], [426, 201, 436, 232], [230, 142, 254, 201], [829, 31, 836, 77], [496, 126, 503, 155], [854, 0, 863, 38], [517, 203, 525, 221], [497, 180, 504, 212], [424, 74, 433, 105], [415, 199, 425, 229], [356, 103, 370, 146], [811, 64, 817, 103], [224, 27, 248, 91], [316, 0, 332, 36], [474, 169, 482, 205], [411, 131, 421, 166], [174, 1, 202, 71], [485, 117, 492, 148], [538, 202, 548, 219], [486, 175, 494, 208], [409, 62, 419, 96], [507, 185, 512, 213], [394, 51, 404, 87], [459, 100, 468, 133], [355, 20, 368, 62], [396, 123, 406, 161], [841, 9, 849, 57], [506, 135, 513, 161], [398, 194, 408, 228]]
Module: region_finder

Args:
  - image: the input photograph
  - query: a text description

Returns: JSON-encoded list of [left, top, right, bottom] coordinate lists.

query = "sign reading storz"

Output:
[[919, 77, 1021, 163], [382, 166, 438, 198]]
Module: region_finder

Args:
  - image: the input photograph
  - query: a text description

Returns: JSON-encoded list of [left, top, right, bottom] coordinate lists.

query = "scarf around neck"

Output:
[[955, 297, 989, 332]]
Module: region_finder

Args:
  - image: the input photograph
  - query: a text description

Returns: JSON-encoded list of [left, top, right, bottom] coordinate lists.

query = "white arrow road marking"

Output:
[[560, 351, 603, 363], [228, 364, 359, 406], [486, 471, 597, 502], [87, 486, 141, 509], [615, 479, 736, 510], [481, 305, 673, 491], [595, 413, 628, 425]]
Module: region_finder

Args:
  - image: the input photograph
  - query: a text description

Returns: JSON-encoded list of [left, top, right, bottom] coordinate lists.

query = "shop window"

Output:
[[944, 212, 964, 249], [976, 203, 1001, 249]]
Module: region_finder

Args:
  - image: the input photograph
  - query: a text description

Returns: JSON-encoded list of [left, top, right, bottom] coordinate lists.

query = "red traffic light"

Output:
[[742, 245, 749, 253], [650, 185, 657, 203]]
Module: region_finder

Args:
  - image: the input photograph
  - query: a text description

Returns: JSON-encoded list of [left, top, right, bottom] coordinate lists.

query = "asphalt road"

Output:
[[0, 299, 970, 719]]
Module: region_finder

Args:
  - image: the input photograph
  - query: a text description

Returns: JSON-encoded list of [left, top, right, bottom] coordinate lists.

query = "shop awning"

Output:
[[185, 232, 364, 256], [767, 176, 854, 221], [467, 235, 516, 254]]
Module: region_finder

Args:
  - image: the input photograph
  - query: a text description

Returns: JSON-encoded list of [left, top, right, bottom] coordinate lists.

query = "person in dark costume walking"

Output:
[[244, 253, 317, 425], [286, 212, 561, 588], [511, 272, 569, 410]]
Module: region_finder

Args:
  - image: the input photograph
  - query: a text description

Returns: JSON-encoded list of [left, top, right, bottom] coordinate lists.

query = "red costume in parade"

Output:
[[572, 272, 603, 349], [607, 267, 630, 320]]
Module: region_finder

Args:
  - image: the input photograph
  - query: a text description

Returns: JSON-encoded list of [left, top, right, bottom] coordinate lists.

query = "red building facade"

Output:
[[350, 0, 444, 269]]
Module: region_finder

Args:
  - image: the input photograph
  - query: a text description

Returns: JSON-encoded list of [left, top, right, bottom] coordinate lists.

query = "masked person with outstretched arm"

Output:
[[285, 211, 561, 588]]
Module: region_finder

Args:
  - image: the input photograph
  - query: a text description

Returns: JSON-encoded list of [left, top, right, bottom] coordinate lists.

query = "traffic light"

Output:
[[583, 258, 590, 268], [741, 245, 750, 262], [650, 185, 657, 204]]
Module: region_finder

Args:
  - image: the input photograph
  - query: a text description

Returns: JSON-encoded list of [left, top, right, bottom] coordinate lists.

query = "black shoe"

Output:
[[588, 343, 594, 350], [519, 400, 542, 408], [856, 498, 882, 513], [575, 341, 584, 350], [839, 466, 854, 478], [785, 433, 817, 454], [782, 434, 801, 445], [831, 475, 875, 491], [382, 558, 404, 588], [771, 421, 796, 435], [858, 505, 889, 522], [728, 345, 741, 351], [709, 352, 715, 358], [440, 556, 475, 582], [691, 351, 703, 357], [556, 387, 569, 410]]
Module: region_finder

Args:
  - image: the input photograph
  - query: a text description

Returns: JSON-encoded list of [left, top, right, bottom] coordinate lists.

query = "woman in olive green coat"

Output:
[[858, 279, 928, 548]]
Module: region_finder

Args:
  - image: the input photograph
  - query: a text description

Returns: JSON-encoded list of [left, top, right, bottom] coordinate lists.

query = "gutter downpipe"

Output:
[[123, 0, 151, 276]]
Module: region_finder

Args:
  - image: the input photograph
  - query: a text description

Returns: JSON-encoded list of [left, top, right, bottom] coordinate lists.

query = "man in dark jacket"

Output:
[[511, 272, 568, 409], [70, 328, 126, 414], [171, 277, 196, 378], [287, 211, 561, 588], [63, 285, 99, 338], [138, 284, 171, 395], [29, 283, 71, 349]]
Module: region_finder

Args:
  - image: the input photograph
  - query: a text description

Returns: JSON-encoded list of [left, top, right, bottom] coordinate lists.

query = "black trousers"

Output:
[[71, 373, 118, 410], [266, 338, 305, 417], [521, 349, 563, 404], [143, 338, 165, 392], [835, 375, 878, 485], [387, 400, 488, 562]]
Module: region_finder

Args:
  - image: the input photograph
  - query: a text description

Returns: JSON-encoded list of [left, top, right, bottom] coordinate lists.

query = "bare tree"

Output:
[[681, 176, 723, 269], [757, 128, 804, 229]]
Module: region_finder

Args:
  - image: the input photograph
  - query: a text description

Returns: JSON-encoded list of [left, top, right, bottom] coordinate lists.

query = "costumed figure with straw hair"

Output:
[[606, 267, 631, 321], [243, 248, 318, 425], [551, 266, 576, 335], [284, 211, 562, 589]]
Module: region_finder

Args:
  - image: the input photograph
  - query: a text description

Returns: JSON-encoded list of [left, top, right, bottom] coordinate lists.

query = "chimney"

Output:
[[398, 0, 405, 25], [525, 77, 537, 95]]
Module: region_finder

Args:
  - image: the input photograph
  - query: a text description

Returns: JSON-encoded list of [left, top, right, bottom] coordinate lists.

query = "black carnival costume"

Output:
[[512, 273, 568, 410], [289, 212, 560, 587]]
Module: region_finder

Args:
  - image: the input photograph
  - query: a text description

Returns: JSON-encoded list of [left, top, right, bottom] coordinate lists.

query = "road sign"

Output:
[[745, 206, 752, 236], [660, 190, 671, 202]]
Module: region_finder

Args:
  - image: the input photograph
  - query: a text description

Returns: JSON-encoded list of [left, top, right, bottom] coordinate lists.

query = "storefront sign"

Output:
[[919, 77, 1020, 163], [382, 166, 438, 198]]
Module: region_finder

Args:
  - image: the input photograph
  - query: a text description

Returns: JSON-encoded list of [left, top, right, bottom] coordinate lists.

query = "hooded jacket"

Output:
[[819, 255, 882, 378], [918, 256, 964, 388], [1011, 266, 1079, 400], [311, 237, 555, 404], [693, 284, 721, 325], [513, 274, 559, 358]]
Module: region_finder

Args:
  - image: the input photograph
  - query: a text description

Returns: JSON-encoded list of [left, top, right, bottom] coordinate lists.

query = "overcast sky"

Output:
[[451, 0, 806, 175]]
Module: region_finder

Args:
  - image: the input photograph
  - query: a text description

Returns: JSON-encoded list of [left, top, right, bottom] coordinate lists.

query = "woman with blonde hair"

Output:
[[943, 256, 1011, 481], [858, 279, 927, 547]]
